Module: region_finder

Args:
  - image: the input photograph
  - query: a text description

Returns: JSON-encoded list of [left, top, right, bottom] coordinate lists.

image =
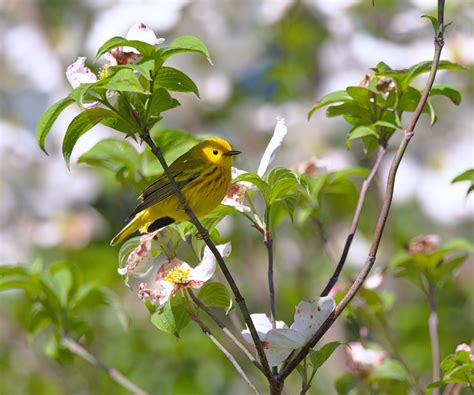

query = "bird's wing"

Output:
[[128, 157, 205, 217]]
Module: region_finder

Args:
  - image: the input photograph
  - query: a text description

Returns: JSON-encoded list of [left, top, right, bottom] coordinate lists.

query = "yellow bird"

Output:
[[111, 137, 241, 246]]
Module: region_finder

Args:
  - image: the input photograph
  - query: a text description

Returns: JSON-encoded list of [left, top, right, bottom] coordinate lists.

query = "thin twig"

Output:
[[427, 281, 441, 395], [321, 145, 387, 297], [279, 4, 445, 380], [139, 130, 273, 379], [187, 290, 264, 372], [190, 312, 261, 395], [62, 336, 147, 395]]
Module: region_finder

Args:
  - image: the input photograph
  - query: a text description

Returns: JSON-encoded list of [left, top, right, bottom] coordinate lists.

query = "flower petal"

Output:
[[264, 342, 294, 367], [257, 117, 287, 177], [138, 280, 174, 307], [124, 22, 165, 53], [118, 231, 158, 277], [266, 328, 307, 349], [290, 296, 335, 342], [189, 242, 231, 282], [66, 57, 97, 89], [241, 313, 273, 342]]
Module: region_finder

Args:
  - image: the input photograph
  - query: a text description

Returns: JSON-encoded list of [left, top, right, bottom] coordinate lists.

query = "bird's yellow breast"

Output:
[[139, 165, 231, 227]]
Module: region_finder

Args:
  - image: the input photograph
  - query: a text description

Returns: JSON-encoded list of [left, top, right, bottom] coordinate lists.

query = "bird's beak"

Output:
[[223, 150, 241, 156]]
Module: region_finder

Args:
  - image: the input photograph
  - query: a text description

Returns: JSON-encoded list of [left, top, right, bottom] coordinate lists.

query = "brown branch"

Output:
[[140, 131, 273, 379], [187, 290, 264, 373], [190, 313, 261, 395], [321, 145, 387, 297], [278, 4, 445, 380], [62, 336, 148, 395]]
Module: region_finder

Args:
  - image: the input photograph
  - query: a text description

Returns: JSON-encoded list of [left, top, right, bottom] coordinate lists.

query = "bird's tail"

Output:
[[110, 214, 144, 246]]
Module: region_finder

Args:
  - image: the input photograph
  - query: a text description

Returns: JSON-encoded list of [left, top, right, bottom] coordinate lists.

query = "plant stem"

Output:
[[62, 336, 147, 395], [320, 145, 387, 297], [265, 229, 276, 329], [190, 312, 261, 395], [139, 131, 273, 379], [187, 290, 264, 373], [279, 6, 445, 380], [427, 281, 441, 395]]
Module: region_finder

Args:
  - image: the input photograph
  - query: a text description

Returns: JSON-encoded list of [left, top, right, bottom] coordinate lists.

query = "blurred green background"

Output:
[[0, 0, 472, 394]]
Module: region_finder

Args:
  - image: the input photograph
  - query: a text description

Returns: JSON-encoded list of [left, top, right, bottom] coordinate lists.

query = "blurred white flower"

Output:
[[201, 73, 232, 107], [242, 296, 335, 366], [408, 234, 440, 255], [258, 0, 293, 25], [138, 243, 231, 307], [364, 272, 384, 290], [346, 342, 386, 376], [456, 343, 472, 353], [123, 22, 165, 53]]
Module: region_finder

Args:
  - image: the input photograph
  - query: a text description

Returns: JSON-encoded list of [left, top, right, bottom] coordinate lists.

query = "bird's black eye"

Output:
[[213, 150, 219, 155]]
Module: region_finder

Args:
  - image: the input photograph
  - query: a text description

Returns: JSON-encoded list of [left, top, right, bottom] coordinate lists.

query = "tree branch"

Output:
[[279, 5, 445, 379], [139, 131, 273, 379], [320, 144, 387, 297], [190, 312, 261, 395], [187, 290, 264, 373], [62, 336, 148, 395]]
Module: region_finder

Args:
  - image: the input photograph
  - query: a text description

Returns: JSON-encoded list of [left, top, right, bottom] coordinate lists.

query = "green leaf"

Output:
[[346, 86, 375, 109], [68, 83, 96, 107], [96, 36, 157, 59], [308, 91, 351, 120], [154, 66, 199, 96], [348, 126, 379, 140], [430, 84, 461, 105], [47, 262, 76, 307], [171, 303, 192, 334], [405, 60, 464, 87], [118, 59, 155, 80], [151, 300, 177, 337], [62, 108, 117, 167], [398, 86, 421, 112], [335, 373, 361, 395], [27, 306, 51, 334], [326, 102, 372, 126], [233, 172, 269, 199], [36, 97, 75, 154], [267, 167, 298, 204], [147, 88, 180, 119], [421, 15, 439, 33], [161, 35, 211, 63], [310, 341, 345, 371], [198, 282, 232, 310], [95, 68, 148, 94], [372, 120, 401, 130], [370, 359, 407, 382], [78, 138, 140, 173], [452, 169, 474, 184]]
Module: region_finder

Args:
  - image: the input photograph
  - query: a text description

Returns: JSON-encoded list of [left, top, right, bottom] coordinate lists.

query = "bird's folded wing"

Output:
[[129, 157, 204, 217]]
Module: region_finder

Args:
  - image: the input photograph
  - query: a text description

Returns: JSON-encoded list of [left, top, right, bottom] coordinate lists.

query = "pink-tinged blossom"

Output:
[[138, 243, 231, 308], [408, 234, 440, 255], [118, 231, 159, 277], [346, 342, 386, 377], [66, 57, 97, 89], [242, 296, 335, 366]]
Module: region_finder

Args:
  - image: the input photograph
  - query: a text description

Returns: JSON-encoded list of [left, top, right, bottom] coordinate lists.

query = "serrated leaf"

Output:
[[151, 300, 177, 337], [310, 341, 345, 371], [430, 84, 461, 105], [62, 108, 117, 167], [154, 66, 199, 96], [197, 282, 232, 310], [36, 97, 75, 154], [161, 35, 211, 63], [96, 36, 157, 59], [308, 90, 351, 119], [78, 138, 140, 173]]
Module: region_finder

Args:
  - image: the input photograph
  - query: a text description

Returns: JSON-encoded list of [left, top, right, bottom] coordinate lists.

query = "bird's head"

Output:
[[196, 137, 241, 168]]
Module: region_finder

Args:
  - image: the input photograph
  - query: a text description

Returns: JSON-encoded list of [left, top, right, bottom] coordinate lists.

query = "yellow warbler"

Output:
[[111, 137, 240, 246]]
